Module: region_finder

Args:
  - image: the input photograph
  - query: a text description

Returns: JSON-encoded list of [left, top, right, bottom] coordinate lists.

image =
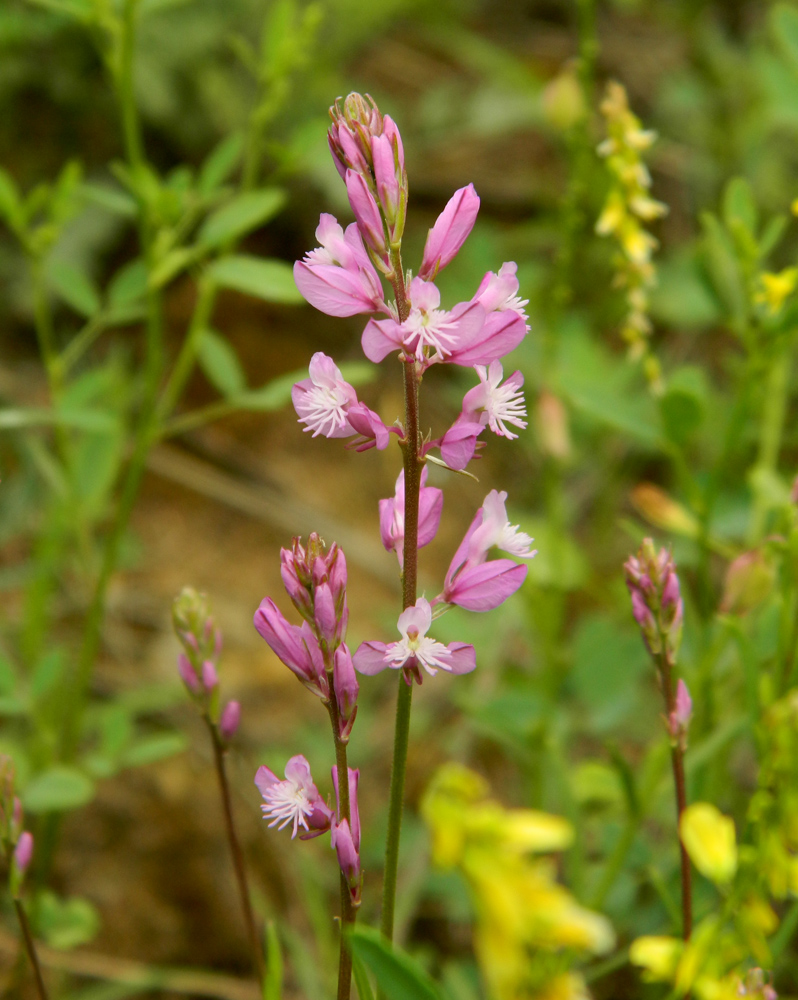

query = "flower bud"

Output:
[[13, 831, 33, 874], [667, 678, 692, 750], [172, 587, 222, 669], [333, 645, 359, 741], [219, 700, 241, 744], [624, 539, 683, 661]]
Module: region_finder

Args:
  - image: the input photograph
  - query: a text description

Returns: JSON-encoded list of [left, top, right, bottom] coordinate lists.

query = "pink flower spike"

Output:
[[379, 468, 443, 563], [346, 169, 387, 256], [462, 362, 528, 439], [292, 353, 358, 439], [255, 755, 333, 839], [14, 831, 33, 874], [219, 700, 241, 743], [418, 184, 480, 280]]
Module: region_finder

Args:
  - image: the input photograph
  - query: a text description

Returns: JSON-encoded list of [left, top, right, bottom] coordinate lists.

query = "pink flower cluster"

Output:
[[0, 755, 34, 899]]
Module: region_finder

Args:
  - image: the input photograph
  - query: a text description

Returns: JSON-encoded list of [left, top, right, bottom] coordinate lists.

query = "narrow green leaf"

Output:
[[264, 921, 283, 1000], [148, 246, 200, 289], [199, 188, 286, 248], [722, 176, 758, 236], [79, 182, 137, 218], [349, 927, 442, 1000], [46, 259, 101, 317], [209, 255, 303, 303], [352, 952, 376, 1000], [120, 732, 187, 768], [197, 328, 246, 397], [199, 132, 245, 196], [773, 3, 798, 70], [23, 766, 95, 812], [0, 408, 116, 431]]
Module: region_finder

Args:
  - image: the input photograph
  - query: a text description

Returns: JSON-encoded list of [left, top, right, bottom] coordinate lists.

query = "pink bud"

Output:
[[314, 581, 339, 647], [177, 653, 201, 693], [202, 660, 219, 692], [219, 701, 241, 743], [345, 170, 386, 256], [333, 645, 359, 740], [668, 679, 693, 746], [418, 184, 480, 280], [13, 831, 33, 874], [372, 132, 401, 225]]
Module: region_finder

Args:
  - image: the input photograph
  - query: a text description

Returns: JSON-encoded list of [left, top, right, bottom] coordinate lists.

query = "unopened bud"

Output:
[[542, 67, 586, 131], [202, 660, 219, 693], [172, 588, 222, 668], [333, 645, 359, 741], [668, 678, 692, 748], [624, 538, 683, 662], [219, 701, 241, 744], [13, 831, 33, 874], [720, 550, 775, 615], [631, 483, 699, 538]]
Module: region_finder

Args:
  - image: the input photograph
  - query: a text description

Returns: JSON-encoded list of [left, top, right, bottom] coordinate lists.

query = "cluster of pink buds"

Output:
[[0, 755, 34, 899], [624, 538, 684, 662], [255, 533, 358, 741], [172, 588, 240, 745]]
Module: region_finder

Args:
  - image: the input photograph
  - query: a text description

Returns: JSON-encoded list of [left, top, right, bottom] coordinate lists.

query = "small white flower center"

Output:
[[403, 307, 458, 360], [261, 781, 313, 838], [299, 383, 349, 437], [496, 521, 536, 558], [483, 381, 528, 440]]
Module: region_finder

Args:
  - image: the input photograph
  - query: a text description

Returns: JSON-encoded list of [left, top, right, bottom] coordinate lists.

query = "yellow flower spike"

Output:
[[536, 973, 591, 1000], [502, 810, 574, 853], [680, 802, 738, 884], [755, 268, 798, 315], [596, 190, 627, 236], [629, 935, 682, 981]]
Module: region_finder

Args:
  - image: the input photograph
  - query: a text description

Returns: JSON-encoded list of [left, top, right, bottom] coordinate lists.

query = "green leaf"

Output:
[[0, 407, 116, 432], [197, 328, 246, 397], [0, 167, 21, 226], [199, 188, 286, 249], [23, 766, 95, 812], [46, 259, 101, 318], [660, 366, 707, 446], [79, 182, 137, 218], [209, 255, 303, 303], [31, 648, 65, 700], [108, 258, 148, 307], [120, 732, 187, 768], [349, 927, 443, 1000], [264, 921, 284, 1000], [353, 952, 376, 1000], [700, 211, 747, 326], [37, 890, 101, 950], [148, 246, 199, 289], [199, 132, 244, 196], [772, 3, 798, 71], [722, 176, 758, 237]]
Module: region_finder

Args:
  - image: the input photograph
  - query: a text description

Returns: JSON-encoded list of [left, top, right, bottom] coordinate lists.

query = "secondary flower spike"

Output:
[[624, 538, 683, 660], [353, 597, 476, 684], [255, 755, 333, 840]]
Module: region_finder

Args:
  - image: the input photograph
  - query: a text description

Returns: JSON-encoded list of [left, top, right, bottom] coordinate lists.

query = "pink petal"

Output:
[[444, 642, 477, 674], [352, 641, 390, 675], [440, 420, 483, 471], [448, 310, 527, 367], [294, 261, 378, 318], [417, 485, 443, 548], [361, 316, 405, 362], [254, 765, 279, 796], [445, 560, 528, 611]]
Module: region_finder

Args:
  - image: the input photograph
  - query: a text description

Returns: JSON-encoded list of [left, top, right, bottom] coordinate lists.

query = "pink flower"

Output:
[[291, 352, 396, 450], [378, 468, 443, 564], [446, 263, 529, 366], [668, 678, 692, 747], [253, 597, 329, 700], [436, 419, 484, 471], [293, 215, 386, 317], [461, 361, 527, 439], [439, 490, 536, 611], [353, 597, 476, 683], [361, 277, 486, 365], [255, 755, 333, 839], [418, 184, 480, 280]]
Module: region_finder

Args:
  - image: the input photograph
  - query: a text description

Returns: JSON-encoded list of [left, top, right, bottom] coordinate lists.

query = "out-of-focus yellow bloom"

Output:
[[596, 81, 667, 392], [680, 803, 738, 884], [755, 268, 798, 315], [422, 763, 614, 1000], [790, 197, 798, 216], [630, 482, 700, 538], [629, 935, 682, 980]]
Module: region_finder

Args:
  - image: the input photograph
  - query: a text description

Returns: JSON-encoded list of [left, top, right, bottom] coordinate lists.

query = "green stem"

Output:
[[747, 344, 792, 545], [14, 899, 49, 1000], [656, 648, 692, 941], [207, 719, 265, 991], [380, 253, 420, 946], [157, 275, 217, 423]]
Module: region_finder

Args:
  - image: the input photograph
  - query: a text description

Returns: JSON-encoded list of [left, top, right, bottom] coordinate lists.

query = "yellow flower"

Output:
[[680, 802, 738, 884], [629, 935, 682, 981], [756, 268, 798, 315]]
